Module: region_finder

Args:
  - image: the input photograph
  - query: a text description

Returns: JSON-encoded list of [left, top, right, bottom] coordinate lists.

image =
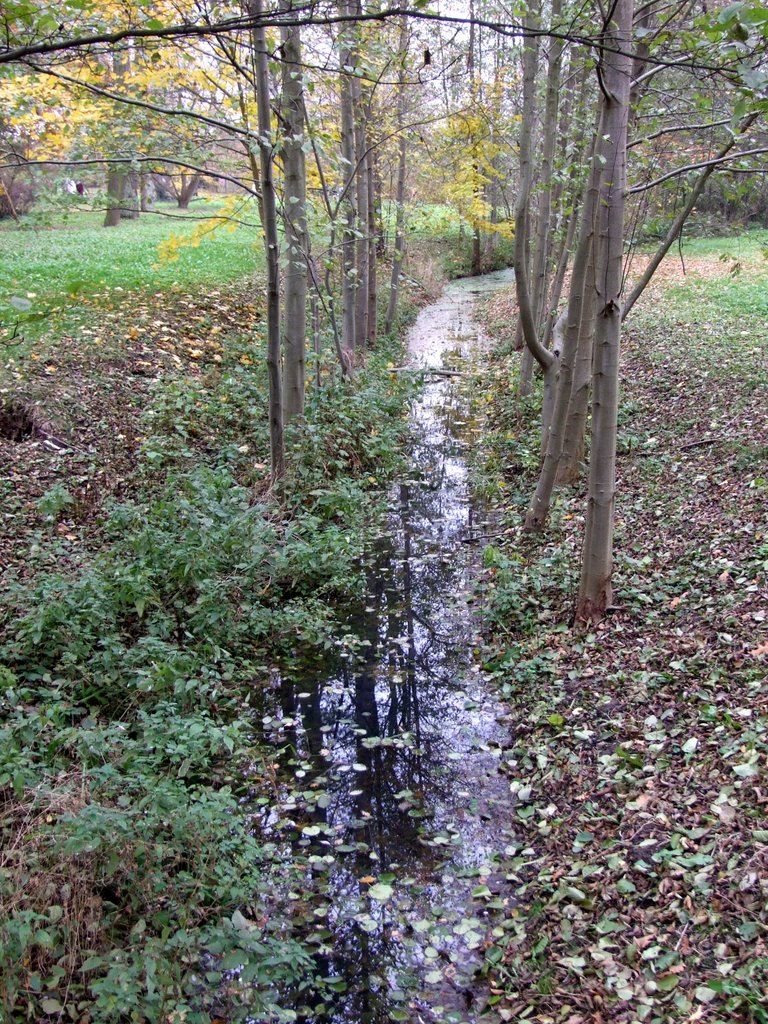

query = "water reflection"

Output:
[[265, 272, 515, 1024]]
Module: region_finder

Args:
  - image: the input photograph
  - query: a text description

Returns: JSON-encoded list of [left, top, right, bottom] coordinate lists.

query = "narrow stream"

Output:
[[263, 271, 517, 1024]]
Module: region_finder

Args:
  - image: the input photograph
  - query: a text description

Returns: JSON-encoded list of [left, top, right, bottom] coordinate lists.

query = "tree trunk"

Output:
[[558, 230, 597, 484], [120, 170, 139, 219], [514, 2, 555, 410], [540, 194, 580, 353], [280, 0, 308, 420], [530, 0, 563, 334], [337, 0, 358, 358], [354, 83, 370, 348], [251, 0, 284, 482], [177, 172, 201, 209], [576, 0, 634, 622], [518, 204, 536, 395], [525, 125, 603, 531], [385, 13, 409, 337], [139, 170, 152, 212], [366, 143, 378, 345], [103, 169, 124, 227], [385, 130, 408, 335]]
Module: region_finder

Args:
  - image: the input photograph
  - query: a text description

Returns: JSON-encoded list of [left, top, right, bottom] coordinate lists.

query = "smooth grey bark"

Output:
[[468, 0, 483, 277], [525, 118, 603, 531], [385, 13, 409, 336], [139, 170, 151, 212], [576, 0, 634, 621], [385, 131, 407, 335], [175, 171, 200, 209], [337, 0, 358, 357], [103, 169, 124, 226], [517, 213, 535, 394], [354, 78, 370, 347], [558, 230, 597, 484], [530, 0, 563, 336], [251, 0, 284, 481], [540, 194, 580, 354], [280, 0, 308, 420], [119, 171, 139, 219], [514, 4, 555, 427], [366, 144, 377, 345]]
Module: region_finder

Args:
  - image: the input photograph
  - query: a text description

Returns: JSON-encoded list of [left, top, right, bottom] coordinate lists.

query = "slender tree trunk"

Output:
[[385, 13, 409, 336], [120, 171, 139, 219], [576, 0, 634, 621], [530, 0, 563, 334], [280, 0, 308, 420], [366, 144, 377, 345], [468, 2, 483, 277], [352, 23, 370, 349], [103, 169, 124, 227], [385, 131, 408, 334], [139, 170, 150, 212], [558, 232, 597, 484], [354, 85, 370, 347], [514, 2, 555, 423], [525, 122, 603, 531], [176, 172, 201, 209], [337, 0, 358, 358], [251, 0, 284, 482], [540, 194, 580, 350]]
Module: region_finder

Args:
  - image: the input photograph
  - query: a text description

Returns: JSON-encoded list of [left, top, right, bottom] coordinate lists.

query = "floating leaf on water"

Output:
[[367, 883, 393, 901]]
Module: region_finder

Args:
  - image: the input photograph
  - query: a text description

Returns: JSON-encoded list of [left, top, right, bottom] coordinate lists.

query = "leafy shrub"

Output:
[[0, 327, 415, 1020]]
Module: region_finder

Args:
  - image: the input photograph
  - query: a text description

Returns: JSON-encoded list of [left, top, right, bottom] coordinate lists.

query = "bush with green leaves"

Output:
[[0, 331, 415, 1021]]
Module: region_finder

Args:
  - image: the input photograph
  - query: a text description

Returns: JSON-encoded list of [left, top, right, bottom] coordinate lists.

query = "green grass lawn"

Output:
[[680, 225, 768, 260], [0, 199, 262, 352]]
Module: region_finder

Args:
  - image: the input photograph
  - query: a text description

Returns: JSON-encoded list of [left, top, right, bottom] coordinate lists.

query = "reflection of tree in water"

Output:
[[265, 372, 493, 1023]]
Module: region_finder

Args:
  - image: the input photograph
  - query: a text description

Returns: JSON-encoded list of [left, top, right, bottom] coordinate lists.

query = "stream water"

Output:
[[262, 271, 517, 1024]]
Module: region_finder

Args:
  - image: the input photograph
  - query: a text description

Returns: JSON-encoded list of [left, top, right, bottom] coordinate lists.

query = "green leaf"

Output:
[[657, 974, 680, 992], [367, 883, 393, 901]]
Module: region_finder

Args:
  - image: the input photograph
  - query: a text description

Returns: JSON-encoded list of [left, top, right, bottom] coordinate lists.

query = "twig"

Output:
[[678, 435, 731, 451], [388, 366, 465, 377]]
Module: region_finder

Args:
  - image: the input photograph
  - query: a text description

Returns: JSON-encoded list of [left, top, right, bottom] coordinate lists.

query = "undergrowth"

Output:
[[0, 316, 418, 1021], [468, 253, 768, 1023]]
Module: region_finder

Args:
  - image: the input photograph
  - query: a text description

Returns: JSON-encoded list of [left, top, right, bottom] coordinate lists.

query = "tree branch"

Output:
[[2, 155, 260, 197], [628, 146, 768, 193]]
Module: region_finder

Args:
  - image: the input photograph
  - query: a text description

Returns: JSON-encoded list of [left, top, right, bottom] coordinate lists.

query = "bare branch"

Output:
[[2, 155, 259, 197], [628, 146, 768, 193]]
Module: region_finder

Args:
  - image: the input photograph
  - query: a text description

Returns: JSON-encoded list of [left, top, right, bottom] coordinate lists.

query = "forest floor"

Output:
[[473, 234, 768, 1023]]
